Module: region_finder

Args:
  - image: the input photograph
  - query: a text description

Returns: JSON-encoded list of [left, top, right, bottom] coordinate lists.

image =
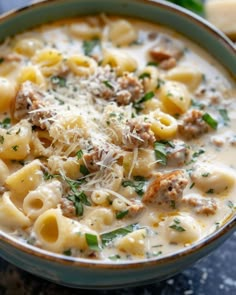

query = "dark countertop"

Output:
[[0, 1, 236, 294]]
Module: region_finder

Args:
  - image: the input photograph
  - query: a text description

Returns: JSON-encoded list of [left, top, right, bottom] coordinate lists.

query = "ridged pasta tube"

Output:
[[33, 208, 98, 253]]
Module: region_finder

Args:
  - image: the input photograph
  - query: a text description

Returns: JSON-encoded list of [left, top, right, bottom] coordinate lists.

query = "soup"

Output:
[[0, 15, 235, 261]]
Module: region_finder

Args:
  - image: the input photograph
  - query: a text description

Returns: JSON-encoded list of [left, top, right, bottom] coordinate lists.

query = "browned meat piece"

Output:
[[183, 195, 217, 215], [84, 146, 120, 172], [116, 73, 144, 105], [178, 109, 210, 140], [149, 35, 184, 69], [12, 81, 54, 129], [123, 119, 155, 149], [60, 197, 76, 217], [166, 139, 190, 166], [143, 170, 188, 205], [89, 68, 143, 105], [127, 201, 145, 217], [159, 57, 177, 70]]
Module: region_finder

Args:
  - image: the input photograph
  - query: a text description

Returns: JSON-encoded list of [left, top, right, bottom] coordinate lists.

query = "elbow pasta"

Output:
[[23, 180, 62, 220], [14, 38, 44, 57], [0, 15, 235, 262], [0, 192, 31, 229], [33, 208, 98, 253], [0, 120, 32, 160], [0, 77, 16, 111], [66, 54, 97, 76], [102, 49, 137, 75], [165, 66, 202, 91], [160, 81, 191, 115], [5, 159, 43, 200], [150, 110, 178, 139], [108, 19, 138, 46], [32, 48, 63, 76]]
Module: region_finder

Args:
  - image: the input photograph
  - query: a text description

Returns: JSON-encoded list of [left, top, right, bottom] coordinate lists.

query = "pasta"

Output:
[[0, 15, 235, 262]]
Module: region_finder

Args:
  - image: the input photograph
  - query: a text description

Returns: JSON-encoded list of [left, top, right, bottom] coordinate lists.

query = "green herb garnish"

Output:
[[63, 249, 72, 256], [85, 233, 100, 251], [219, 109, 230, 124], [206, 188, 214, 194], [122, 176, 146, 196], [227, 200, 235, 210], [0, 118, 11, 129], [169, 218, 186, 232], [12, 145, 19, 151], [82, 39, 100, 56], [0, 57, 4, 64], [0, 135, 4, 144], [147, 61, 159, 67], [202, 113, 218, 130], [116, 210, 129, 220], [80, 164, 90, 176], [133, 91, 155, 112], [76, 149, 83, 160], [101, 224, 138, 246], [103, 80, 114, 90], [108, 254, 121, 261], [154, 141, 167, 165], [51, 75, 66, 87], [139, 72, 151, 79]]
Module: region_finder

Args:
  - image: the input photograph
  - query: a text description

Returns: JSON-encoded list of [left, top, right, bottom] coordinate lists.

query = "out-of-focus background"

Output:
[[0, 1, 235, 294]]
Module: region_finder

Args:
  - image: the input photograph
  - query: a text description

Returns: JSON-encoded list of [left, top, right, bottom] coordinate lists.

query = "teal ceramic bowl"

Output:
[[0, 0, 235, 289]]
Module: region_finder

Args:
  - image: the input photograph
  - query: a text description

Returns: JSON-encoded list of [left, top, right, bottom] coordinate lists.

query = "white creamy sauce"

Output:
[[0, 15, 235, 261]]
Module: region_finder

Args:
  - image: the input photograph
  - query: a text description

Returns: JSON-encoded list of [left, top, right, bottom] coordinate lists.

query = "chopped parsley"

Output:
[[133, 91, 155, 112], [101, 223, 139, 246], [0, 117, 11, 129], [82, 38, 100, 56], [122, 176, 146, 196], [190, 149, 205, 163], [147, 61, 159, 67], [67, 191, 91, 216], [202, 113, 218, 130], [103, 80, 114, 90], [227, 200, 235, 210], [51, 75, 66, 87], [12, 145, 19, 151], [80, 164, 90, 176], [191, 99, 205, 110], [189, 182, 195, 189], [108, 254, 121, 261], [63, 249, 72, 256], [76, 149, 83, 160], [85, 233, 100, 251], [43, 172, 58, 181], [202, 172, 210, 177], [156, 78, 165, 89], [169, 218, 186, 232], [116, 210, 129, 219], [139, 72, 151, 79], [0, 57, 4, 64], [0, 135, 4, 144], [219, 109, 230, 125], [154, 141, 168, 165]]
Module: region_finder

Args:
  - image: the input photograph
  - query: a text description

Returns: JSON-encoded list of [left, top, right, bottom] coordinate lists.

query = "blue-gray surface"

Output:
[[0, 1, 235, 294]]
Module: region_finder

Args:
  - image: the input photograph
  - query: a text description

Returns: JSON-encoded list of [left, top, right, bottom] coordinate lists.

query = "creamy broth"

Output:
[[0, 15, 235, 261]]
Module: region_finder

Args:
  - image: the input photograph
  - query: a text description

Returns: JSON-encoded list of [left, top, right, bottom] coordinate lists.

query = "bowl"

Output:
[[0, 0, 235, 289]]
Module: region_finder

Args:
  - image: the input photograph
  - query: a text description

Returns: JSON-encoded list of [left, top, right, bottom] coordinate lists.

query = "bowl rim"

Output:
[[0, 0, 235, 270]]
